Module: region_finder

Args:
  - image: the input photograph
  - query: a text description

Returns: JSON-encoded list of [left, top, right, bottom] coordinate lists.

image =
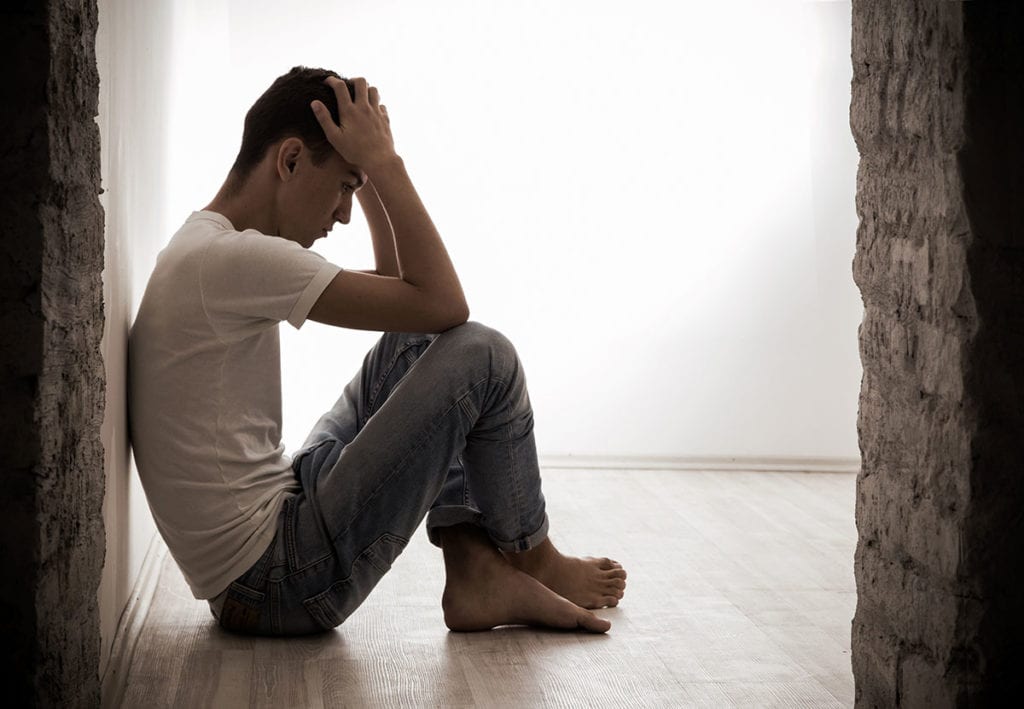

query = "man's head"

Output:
[[230, 66, 353, 181], [226, 66, 365, 247]]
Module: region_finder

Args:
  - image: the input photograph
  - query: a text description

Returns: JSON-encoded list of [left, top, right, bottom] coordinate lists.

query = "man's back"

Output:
[[129, 210, 339, 598]]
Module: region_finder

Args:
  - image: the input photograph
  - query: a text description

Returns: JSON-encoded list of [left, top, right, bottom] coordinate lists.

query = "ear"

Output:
[[276, 138, 304, 181]]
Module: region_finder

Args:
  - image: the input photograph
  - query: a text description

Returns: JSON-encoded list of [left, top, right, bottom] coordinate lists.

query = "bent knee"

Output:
[[440, 321, 519, 371], [444, 320, 514, 351]]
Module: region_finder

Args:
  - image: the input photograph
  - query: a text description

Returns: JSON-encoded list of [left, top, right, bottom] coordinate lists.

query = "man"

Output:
[[129, 66, 626, 636]]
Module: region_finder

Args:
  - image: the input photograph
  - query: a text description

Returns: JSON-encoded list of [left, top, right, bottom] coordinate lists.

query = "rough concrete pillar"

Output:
[[851, 1, 1023, 705], [0, 1, 106, 706]]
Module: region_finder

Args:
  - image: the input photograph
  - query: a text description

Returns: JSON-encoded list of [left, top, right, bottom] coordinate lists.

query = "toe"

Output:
[[602, 596, 619, 607], [602, 581, 624, 597], [578, 611, 611, 633]]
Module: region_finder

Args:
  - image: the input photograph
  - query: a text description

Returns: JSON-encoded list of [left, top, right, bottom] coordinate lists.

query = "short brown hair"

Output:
[[229, 66, 355, 182]]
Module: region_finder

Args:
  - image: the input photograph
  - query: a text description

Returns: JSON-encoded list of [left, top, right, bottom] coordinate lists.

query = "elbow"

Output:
[[435, 301, 469, 332], [445, 302, 471, 330]]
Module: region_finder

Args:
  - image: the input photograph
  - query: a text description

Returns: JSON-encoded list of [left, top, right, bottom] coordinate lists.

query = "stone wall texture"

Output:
[[851, 1, 1023, 705], [0, 0, 106, 706]]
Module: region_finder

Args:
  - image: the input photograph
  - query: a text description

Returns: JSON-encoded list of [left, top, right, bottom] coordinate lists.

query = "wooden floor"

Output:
[[119, 468, 857, 708]]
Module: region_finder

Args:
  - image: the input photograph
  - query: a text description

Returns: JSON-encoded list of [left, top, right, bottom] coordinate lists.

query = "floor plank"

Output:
[[118, 468, 856, 708]]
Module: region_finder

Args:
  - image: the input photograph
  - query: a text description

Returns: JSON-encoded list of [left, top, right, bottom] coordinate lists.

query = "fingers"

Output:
[[312, 75, 393, 164], [310, 76, 353, 135], [323, 76, 383, 113], [324, 76, 353, 107], [350, 76, 369, 103], [310, 100, 338, 135]]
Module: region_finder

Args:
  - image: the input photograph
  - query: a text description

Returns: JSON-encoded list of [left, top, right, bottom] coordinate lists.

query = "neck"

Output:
[[204, 172, 278, 235]]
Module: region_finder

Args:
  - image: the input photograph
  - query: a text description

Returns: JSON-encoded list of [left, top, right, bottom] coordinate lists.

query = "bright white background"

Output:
[[160, 0, 861, 462]]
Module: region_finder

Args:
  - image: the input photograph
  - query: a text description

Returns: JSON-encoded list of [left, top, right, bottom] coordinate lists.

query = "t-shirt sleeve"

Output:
[[200, 230, 342, 337]]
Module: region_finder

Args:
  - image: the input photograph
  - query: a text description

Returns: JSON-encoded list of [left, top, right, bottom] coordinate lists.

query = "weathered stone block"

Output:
[[0, 0, 105, 706], [852, 0, 1024, 704]]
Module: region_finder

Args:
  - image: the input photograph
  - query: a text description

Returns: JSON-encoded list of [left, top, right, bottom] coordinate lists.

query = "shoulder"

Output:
[[204, 226, 327, 269]]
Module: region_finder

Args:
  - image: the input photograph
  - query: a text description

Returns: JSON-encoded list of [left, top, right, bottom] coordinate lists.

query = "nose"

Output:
[[333, 201, 351, 226]]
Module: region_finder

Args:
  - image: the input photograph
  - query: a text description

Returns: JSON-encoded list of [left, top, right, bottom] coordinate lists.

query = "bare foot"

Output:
[[502, 538, 627, 610], [439, 525, 611, 633]]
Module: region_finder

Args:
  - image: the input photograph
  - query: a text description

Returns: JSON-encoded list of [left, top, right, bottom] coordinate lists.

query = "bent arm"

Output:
[[368, 156, 465, 307], [308, 157, 469, 333], [307, 77, 468, 333]]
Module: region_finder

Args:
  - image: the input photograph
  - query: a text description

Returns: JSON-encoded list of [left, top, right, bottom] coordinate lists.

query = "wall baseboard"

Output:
[[538, 454, 860, 474], [100, 533, 168, 709]]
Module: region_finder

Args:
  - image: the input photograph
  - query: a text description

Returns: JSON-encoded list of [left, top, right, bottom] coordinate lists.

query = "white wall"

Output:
[[93, 0, 857, 682], [160, 1, 862, 466], [96, 0, 174, 675]]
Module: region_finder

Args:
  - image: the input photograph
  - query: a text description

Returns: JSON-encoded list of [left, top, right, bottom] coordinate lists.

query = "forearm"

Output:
[[357, 182, 400, 278], [364, 155, 467, 312], [309, 76, 468, 323]]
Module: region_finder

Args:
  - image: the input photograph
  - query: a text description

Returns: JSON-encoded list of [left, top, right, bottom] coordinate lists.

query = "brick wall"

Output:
[[851, 1, 1023, 705], [0, 1, 106, 706]]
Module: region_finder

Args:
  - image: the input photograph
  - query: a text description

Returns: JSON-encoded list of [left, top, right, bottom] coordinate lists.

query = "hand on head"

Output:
[[311, 77, 395, 171]]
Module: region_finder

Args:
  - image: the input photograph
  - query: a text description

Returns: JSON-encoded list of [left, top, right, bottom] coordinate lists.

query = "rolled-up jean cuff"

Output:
[[426, 506, 550, 553]]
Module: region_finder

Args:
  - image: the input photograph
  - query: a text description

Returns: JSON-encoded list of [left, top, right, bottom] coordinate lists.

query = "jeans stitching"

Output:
[[303, 532, 408, 629], [284, 495, 299, 572], [507, 403, 525, 550], [284, 551, 335, 578], [269, 580, 280, 633], [448, 371, 537, 552], [459, 455, 470, 507], [474, 373, 539, 552], [332, 376, 491, 545], [478, 375, 527, 549], [366, 336, 434, 422], [296, 439, 341, 565]]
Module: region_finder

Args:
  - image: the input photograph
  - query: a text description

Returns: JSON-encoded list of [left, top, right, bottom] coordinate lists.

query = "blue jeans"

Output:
[[217, 321, 550, 635]]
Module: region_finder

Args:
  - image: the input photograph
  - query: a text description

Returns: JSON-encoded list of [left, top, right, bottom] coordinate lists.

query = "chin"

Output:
[[294, 232, 316, 248]]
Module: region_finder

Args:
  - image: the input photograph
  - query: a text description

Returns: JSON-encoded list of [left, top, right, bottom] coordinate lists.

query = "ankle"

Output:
[[441, 524, 508, 577], [507, 537, 558, 572]]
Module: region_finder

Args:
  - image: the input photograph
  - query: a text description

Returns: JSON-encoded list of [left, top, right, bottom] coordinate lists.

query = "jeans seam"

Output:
[[332, 375, 490, 546], [459, 455, 470, 506], [480, 373, 535, 553], [488, 377, 527, 551], [507, 402, 524, 550], [284, 495, 299, 572], [365, 336, 433, 424], [283, 551, 335, 578], [270, 580, 281, 633]]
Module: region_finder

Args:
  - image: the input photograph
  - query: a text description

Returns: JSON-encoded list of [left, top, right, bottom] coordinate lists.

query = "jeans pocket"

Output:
[[302, 533, 408, 630], [218, 582, 266, 635]]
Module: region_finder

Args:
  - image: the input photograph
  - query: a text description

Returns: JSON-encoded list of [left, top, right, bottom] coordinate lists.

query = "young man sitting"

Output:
[[129, 66, 627, 636]]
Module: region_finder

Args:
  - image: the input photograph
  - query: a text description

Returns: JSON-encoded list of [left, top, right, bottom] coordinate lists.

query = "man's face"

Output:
[[278, 148, 364, 248]]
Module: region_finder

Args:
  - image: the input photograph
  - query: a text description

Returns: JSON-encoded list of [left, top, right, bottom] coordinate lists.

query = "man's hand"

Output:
[[307, 75, 468, 333], [311, 77, 395, 171]]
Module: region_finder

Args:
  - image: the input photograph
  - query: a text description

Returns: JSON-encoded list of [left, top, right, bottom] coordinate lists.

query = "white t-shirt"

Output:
[[129, 210, 342, 599]]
